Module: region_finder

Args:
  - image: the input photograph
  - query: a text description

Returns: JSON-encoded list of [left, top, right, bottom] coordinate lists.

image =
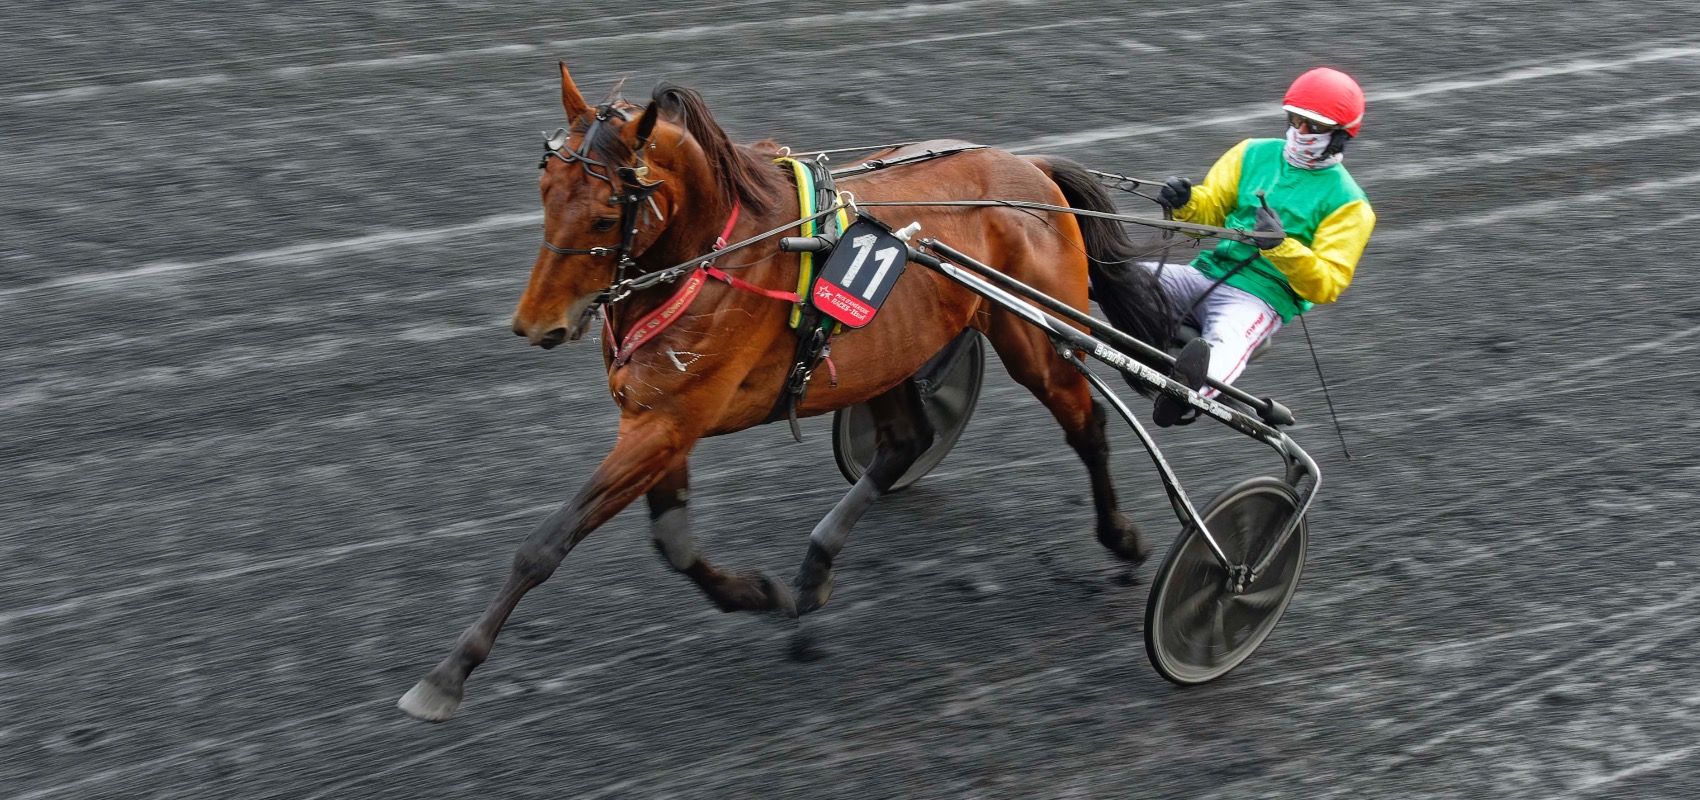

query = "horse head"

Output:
[[512, 64, 667, 348], [513, 63, 781, 349]]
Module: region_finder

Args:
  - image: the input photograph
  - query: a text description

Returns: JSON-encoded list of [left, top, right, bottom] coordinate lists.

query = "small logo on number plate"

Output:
[[809, 219, 909, 328]]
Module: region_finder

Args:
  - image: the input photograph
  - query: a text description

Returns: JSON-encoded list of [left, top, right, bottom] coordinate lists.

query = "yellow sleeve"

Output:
[[1261, 198, 1376, 304], [1173, 139, 1251, 228]]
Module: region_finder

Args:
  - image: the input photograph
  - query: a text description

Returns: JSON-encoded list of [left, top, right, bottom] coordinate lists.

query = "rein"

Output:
[[538, 126, 1269, 372], [853, 199, 1270, 245]]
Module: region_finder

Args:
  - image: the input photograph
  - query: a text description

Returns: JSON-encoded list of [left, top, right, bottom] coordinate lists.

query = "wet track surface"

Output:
[[6, 1, 1700, 797]]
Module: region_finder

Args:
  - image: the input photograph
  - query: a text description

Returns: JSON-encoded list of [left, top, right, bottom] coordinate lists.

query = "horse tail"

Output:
[[1031, 156, 1175, 352]]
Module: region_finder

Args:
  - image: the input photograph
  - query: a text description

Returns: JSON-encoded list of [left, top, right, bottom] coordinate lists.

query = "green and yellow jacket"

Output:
[[1173, 138, 1376, 321]]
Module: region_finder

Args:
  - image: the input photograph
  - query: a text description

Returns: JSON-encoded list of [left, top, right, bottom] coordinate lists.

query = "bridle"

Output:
[[538, 103, 668, 305]]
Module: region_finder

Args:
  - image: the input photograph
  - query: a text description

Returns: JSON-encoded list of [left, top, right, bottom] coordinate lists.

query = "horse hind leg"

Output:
[[984, 313, 1151, 565], [648, 463, 796, 616], [793, 378, 934, 614]]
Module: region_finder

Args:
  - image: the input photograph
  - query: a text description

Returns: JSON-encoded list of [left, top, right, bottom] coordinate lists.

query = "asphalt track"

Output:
[[6, 1, 1700, 797]]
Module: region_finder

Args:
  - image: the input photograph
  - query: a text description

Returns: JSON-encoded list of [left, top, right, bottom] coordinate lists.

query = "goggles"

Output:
[[1286, 111, 1343, 134]]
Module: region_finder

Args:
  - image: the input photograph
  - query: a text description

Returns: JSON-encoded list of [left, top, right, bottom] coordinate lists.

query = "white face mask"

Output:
[[1284, 125, 1344, 170]]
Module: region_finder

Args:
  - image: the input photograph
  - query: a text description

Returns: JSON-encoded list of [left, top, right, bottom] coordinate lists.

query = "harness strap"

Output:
[[704, 266, 800, 303], [610, 268, 709, 367], [609, 262, 805, 366], [608, 200, 756, 366], [713, 200, 741, 251]]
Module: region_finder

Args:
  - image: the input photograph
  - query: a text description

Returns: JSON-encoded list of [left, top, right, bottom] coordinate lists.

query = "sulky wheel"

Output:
[[832, 330, 985, 492], [1145, 476, 1308, 685]]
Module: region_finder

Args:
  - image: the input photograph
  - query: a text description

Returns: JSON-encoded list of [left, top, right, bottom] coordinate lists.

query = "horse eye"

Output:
[[593, 217, 617, 232]]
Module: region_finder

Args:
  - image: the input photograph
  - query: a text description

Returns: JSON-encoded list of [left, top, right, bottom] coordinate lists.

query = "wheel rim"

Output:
[[1147, 478, 1307, 684], [832, 332, 985, 491]]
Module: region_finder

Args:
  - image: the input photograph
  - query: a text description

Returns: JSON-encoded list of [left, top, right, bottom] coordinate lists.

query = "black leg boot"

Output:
[[1154, 337, 1211, 428]]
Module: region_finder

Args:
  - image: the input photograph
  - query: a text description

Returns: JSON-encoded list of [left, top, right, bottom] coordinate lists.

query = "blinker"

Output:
[[544, 127, 569, 152]]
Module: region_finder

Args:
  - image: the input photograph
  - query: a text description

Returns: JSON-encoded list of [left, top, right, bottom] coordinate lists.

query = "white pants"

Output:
[[1138, 262, 1282, 396]]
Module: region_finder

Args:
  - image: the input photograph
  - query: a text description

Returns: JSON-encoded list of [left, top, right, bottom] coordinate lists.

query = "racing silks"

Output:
[[1172, 138, 1376, 322]]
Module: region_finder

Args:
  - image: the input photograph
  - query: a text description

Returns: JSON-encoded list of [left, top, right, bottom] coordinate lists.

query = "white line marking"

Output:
[[0, 504, 552, 625], [0, 211, 539, 300], [11, 45, 1700, 620], [5, 434, 1673, 797], [1002, 41, 1700, 152], [1357, 110, 1700, 184], [10, 623, 693, 800], [10, 46, 1700, 306], [1279, 210, 1700, 400], [10, 40, 1700, 302], [1561, 746, 1699, 797], [7, 0, 1279, 106], [1376, 168, 1700, 245], [6, 0, 1040, 105], [1384, 612, 1700, 768], [4, 0, 790, 100]]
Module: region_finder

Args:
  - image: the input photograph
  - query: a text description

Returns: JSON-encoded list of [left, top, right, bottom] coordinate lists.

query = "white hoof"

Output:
[[397, 678, 462, 723]]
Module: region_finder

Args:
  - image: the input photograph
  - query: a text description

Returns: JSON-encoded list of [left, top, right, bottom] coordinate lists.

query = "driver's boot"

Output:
[[1154, 337, 1211, 428]]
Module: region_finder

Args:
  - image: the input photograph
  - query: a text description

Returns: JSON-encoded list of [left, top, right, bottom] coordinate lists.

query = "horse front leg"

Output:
[[793, 380, 934, 615], [648, 463, 797, 614], [399, 417, 686, 722]]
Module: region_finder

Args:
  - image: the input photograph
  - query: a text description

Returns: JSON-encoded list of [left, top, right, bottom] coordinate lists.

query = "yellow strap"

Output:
[[776, 157, 815, 327], [775, 157, 851, 332]]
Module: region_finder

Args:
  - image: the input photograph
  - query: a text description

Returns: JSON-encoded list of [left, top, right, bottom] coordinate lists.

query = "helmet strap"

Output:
[[1322, 129, 1352, 158]]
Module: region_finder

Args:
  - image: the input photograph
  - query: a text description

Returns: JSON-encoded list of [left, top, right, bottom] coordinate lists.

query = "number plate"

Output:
[[809, 219, 909, 328]]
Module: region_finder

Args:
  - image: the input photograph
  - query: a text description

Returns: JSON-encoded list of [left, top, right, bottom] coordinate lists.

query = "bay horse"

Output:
[[399, 63, 1172, 721]]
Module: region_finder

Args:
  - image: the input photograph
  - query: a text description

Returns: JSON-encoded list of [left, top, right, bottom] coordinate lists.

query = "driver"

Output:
[[1147, 67, 1377, 427]]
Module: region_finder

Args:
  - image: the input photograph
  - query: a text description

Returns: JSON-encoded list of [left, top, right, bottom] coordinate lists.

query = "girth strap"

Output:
[[765, 157, 850, 436]]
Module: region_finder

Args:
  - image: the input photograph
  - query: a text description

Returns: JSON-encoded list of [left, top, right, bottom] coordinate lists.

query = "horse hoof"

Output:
[[397, 677, 463, 723], [1098, 516, 1151, 566], [761, 573, 799, 619], [795, 570, 835, 616]]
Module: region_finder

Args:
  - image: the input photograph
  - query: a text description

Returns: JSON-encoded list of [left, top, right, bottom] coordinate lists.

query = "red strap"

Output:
[[608, 201, 795, 367], [702, 198, 797, 300], [713, 200, 741, 251], [704, 266, 800, 303], [612, 268, 708, 367]]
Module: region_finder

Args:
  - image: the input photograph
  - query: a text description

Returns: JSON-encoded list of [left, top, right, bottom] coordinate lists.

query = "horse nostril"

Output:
[[538, 327, 568, 349], [513, 323, 528, 337]]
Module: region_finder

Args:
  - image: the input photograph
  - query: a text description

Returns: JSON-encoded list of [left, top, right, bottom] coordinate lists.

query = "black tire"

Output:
[[1145, 476, 1308, 685], [831, 331, 985, 492]]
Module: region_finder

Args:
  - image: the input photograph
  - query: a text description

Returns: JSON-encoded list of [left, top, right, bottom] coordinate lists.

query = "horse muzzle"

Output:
[[513, 300, 598, 349]]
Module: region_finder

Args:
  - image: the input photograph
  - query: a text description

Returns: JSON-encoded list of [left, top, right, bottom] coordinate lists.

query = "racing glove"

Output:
[[1157, 177, 1192, 211], [1252, 197, 1286, 250]]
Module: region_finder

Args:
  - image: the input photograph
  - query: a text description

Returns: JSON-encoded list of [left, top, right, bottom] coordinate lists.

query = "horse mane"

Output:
[[650, 83, 789, 216]]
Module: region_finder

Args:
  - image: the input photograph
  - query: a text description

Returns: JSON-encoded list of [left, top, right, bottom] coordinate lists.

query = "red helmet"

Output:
[[1282, 67, 1365, 137]]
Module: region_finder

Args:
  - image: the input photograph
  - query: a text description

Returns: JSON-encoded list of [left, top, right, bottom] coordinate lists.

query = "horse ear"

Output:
[[632, 101, 662, 151], [559, 61, 591, 120]]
